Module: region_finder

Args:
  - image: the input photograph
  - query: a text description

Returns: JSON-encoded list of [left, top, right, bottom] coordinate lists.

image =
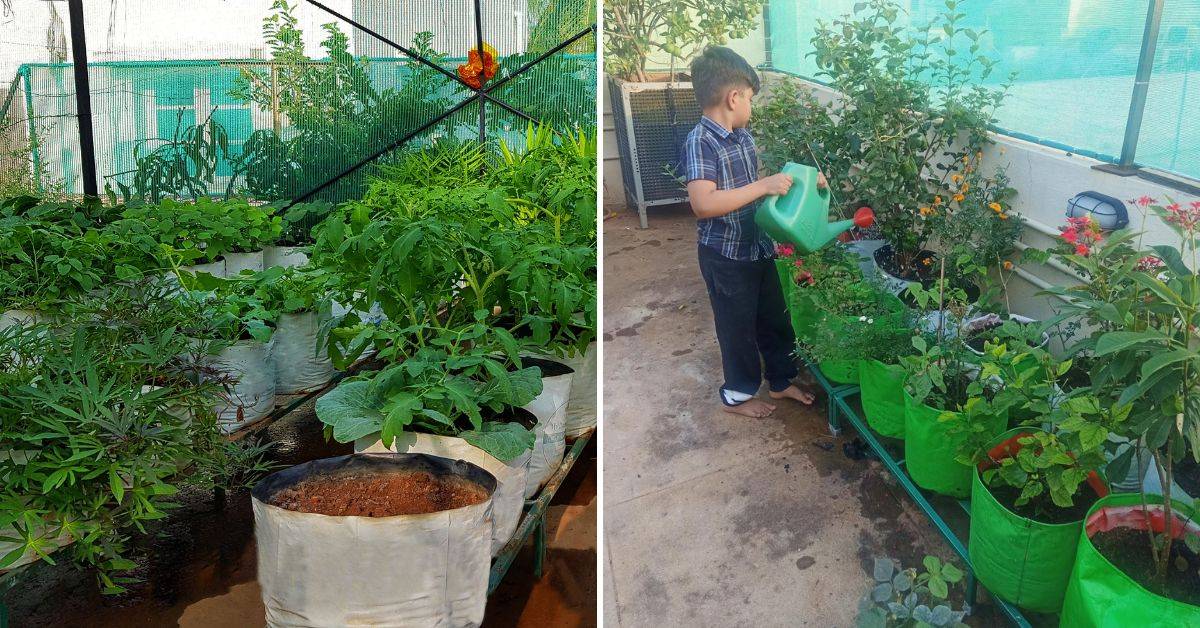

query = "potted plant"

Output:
[[959, 342, 1114, 613], [224, 199, 282, 275], [256, 265, 337, 395], [252, 453, 497, 626], [0, 218, 107, 326], [1042, 200, 1200, 622], [603, 0, 764, 227], [856, 556, 969, 627], [759, 1, 1010, 289], [264, 200, 332, 268], [316, 323, 541, 555]]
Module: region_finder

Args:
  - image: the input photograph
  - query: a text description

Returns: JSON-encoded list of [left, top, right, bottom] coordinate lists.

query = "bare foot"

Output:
[[770, 384, 815, 405], [722, 398, 777, 418]]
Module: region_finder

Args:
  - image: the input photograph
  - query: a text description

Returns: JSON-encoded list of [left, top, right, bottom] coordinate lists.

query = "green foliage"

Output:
[[856, 556, 968, 628], [804, 309, 917, 367], [756, 0, 1011, 269], [106, 107, 231, 204], [603, 0, 765, 81]]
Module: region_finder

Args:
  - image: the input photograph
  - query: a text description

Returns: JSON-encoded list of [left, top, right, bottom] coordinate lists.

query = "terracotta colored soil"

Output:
[[267, 471, 489, 516]]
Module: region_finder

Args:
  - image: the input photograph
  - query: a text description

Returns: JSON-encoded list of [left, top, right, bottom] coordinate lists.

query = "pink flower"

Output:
[[793, 258, 805, 268], [1061, 229, 1078, 244], [1138, 196, 1156, 207], [796, 270, 815, 286], [1136, 256, 1164, 271], [1075, 243, 1090, 256], [775, 243, 795, 257]]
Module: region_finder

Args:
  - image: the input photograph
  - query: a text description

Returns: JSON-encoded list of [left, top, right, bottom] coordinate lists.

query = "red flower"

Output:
[[796, 270, 815, 286], [1136, 256, 1164, 271], [776, 243, 795, 257], [1075, 243, 1090, 256], [793, 258, 805, 268], [457, 45, 499, 89], [1060, 229, 1078, 244], [1138, 196, 1156, 207]]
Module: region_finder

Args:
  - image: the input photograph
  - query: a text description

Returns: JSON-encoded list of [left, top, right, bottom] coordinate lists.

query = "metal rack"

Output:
[[807, 362, 1037, 628]]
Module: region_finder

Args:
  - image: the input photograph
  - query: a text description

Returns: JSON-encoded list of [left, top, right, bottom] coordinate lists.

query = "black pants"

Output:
[[697, 244, 798, 402]]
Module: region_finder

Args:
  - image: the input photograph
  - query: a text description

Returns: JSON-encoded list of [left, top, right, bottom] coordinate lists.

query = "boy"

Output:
[[680, 46, 821, 418]]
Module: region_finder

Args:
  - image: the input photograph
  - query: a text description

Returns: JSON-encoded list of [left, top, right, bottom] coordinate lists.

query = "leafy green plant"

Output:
[[857, 556, 968, 628], [803, 309, 916, 368], [315, 319, 541, 461], [105, 107, 231, 203], [757, 0, 1010, 272], [603, 0, 765, 81], [0, 215, 109, 311]]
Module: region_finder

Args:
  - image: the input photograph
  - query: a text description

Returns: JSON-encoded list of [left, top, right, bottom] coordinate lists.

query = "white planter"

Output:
[[522, 359, 574, 497], [274, 310, 336, 394], [252, 453, 495, 628], [871, 246, 915, 296], [182, 257, 227, 278], [558, 342, 597, 437], [356, 432, 531, 556], [263, 245, 309, 269], [209, 338, 276, 432], [848, 238, 888, 279], [962, 313, 1048, 355], [224, 250, 265, 276]]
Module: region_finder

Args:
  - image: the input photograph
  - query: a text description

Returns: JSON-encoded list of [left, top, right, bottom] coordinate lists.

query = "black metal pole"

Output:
[[67, 0, 98, 197], [474, 0, 486, 143]]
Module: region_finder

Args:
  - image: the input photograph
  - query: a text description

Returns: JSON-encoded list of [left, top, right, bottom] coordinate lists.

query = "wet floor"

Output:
[[3, 398, 596, 627]]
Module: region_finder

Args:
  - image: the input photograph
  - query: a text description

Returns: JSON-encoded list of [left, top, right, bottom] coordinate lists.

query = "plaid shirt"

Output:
[[680, 116, 774, 261]]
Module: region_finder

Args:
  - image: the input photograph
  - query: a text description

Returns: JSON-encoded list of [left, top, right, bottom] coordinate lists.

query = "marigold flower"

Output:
[[999, 213, 1008, 220], [988, 202, 1002, 212], [1003, 260, 1013, 270], [951, 174, 963, 184], [952, 193, 965, 202], [919, 206, 935, 217]]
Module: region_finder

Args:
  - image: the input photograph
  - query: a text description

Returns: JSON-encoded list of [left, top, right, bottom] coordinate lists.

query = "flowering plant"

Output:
[[457, 42, 499, 89]]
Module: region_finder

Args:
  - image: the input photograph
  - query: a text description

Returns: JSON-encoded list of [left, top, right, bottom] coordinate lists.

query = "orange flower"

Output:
[[922, 258, 933, 266], [1003, 260, 1013, 270], [960, 183, 970, 193], [988, 202, 1002, 212], [933, 195, 943, 205], [951, 174, 963, 184], [952, 193, 965, 202], [457, 43, 499, 89], [918, 206, 936, 217], [999, 213, 1009, 220]]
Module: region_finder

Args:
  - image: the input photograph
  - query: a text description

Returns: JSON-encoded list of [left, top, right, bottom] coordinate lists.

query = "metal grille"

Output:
[[610, 78, 699, 220]]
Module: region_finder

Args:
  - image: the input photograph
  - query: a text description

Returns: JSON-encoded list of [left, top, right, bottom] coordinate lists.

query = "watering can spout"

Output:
[[755, 162, 874, 253]]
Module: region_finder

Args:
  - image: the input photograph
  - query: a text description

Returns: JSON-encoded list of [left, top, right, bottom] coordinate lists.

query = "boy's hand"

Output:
[[759, 173, 793, 196], [817, 172, 828, 189]]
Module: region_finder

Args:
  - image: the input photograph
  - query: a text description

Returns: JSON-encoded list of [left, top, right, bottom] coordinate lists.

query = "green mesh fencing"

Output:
[[0, 0, 595, 201], [767, 0, 1200, 182]]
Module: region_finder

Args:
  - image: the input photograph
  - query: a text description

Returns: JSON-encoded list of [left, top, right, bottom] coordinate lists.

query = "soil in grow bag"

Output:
[[874, 245, 981, 304], [1091, 527, 1200, 606], [266, 470, 490, 516], [987, 482, 1100, 525]]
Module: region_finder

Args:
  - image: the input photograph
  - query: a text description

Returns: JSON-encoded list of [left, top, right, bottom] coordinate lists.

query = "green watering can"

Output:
[[755, 162, 874, 253]]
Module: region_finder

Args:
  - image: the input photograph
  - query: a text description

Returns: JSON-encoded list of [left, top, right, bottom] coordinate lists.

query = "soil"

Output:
[[874, 244, 937, 283], [267, 470, 489, 516], [988, 481, 1099, 524], [1092, 526, 1200, 606], [519, 356, 574, 378]]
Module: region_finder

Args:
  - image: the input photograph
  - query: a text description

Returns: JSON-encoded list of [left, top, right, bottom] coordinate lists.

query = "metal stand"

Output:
[[807, 361, 1034, 628], [488, 429, 594, 594]]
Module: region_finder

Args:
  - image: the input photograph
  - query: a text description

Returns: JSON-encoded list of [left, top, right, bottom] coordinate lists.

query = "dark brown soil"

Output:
[[1092, 526, 1200, 605], [267, 470, 489, 516], [520, 356, 574, 378], [874, 244, 937, 283], [988, 482, 1098, 524], [1175, 457, 1200, 498]]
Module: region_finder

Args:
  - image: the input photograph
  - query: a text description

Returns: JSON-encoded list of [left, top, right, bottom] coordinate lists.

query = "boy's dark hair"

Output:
[[690, 46, 761, 109]]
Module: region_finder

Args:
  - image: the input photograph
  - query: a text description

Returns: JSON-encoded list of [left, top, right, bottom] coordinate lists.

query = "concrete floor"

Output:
[[601, 205, 969, 627]]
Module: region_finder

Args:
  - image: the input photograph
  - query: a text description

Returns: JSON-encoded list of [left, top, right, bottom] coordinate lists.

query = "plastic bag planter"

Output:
[[819, 360, 858, 385], [903, 391, 1007, 499], [775, 259, 818, 342], [858, 359, 906, 439], [273, 310, 336, 395], [522, 357, 574, 498], [970, 429, 1109, 614], [252, 453, 496, 628], [1060, 493, 1200, 627], [355, 432, 531, 556], [211, 338, 276, 432], [559, 342, 596, 438]]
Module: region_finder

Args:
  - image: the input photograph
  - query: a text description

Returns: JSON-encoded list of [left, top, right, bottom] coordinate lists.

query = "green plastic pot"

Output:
[[1060, 493, 1200, 627], [970, 429, 1107, 614], [902, 391, 1006, 499], [819, 359, 858, 385], [858, 359, 906, 439]]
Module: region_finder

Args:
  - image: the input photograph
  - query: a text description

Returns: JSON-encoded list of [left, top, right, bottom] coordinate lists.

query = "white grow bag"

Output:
[[252, 453, 496, 628], [210, 338, 276, 432], [273, 310, 336, 394], [356, 432, 530, 556], [264, 245, 310, 269], [0, 308, 44, 331], [522, 360, 574, 497], [559, 342, 596, 437], [225, 250, 265, 276]]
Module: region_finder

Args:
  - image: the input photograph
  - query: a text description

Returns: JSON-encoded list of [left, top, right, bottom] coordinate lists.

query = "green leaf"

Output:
[[380, 392, 420, 447], [460, 421, 536, 462], [1095, 331, 1167, 356], [314, 379, 385, 443], [1140, 349, 1197, 380], [109, 467, 125, 505]]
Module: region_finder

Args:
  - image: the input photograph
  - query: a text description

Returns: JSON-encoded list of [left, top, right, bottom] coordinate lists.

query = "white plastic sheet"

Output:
[[252, 454, 495, 628], [523, 365, 573, 497], [356, 432, 531, 555], [264, 245, 310, 269], [210, 338, 276, 432], [225, 250, 265, 276], [559, 342, 596, 437], [273, 310, 336, 394]]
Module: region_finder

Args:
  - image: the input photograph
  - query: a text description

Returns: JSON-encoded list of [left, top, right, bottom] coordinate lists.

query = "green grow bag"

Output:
[[775, 260, 818, 341], [970, 429, 1107, 614], [1060, 493, 1200, 627], [818, 359, 858, 385], [902, 391, 1006, 499], [858, 359, 905, 438]]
